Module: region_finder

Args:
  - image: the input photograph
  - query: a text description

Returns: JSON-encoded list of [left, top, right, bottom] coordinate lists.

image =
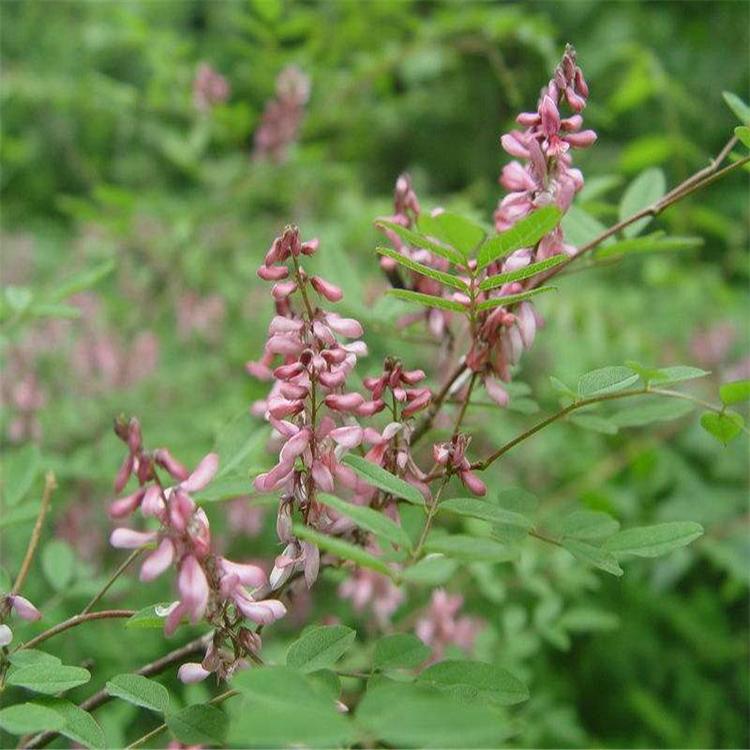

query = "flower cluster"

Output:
[[415, 589, 484, 662], [468, 44, 595, 400], [339, 561, 404, 629], [376, 174, 454, 339], [193, 62, 230, 112], [108, 417, 285, 683], [253, 66, 310, 162], [433, 433, 486, 496], [248, 227, 432, 589]]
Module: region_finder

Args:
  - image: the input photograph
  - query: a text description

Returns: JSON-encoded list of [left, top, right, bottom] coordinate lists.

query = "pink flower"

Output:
[[9, 594, 41, 622], [178, 555, 210, 623], [178, 662, 212, 684], [415, 590, 484, 662]]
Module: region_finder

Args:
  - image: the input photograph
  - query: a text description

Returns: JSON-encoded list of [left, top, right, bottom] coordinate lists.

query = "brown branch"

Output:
[[14, 610, 135, 652], [11, 472, 56, 596]]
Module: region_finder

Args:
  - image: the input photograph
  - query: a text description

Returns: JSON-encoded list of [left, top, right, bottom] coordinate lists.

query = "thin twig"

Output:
[[11, 472, 56, 596], [81, 549, 143, 615], [13, 610, 135, 652]]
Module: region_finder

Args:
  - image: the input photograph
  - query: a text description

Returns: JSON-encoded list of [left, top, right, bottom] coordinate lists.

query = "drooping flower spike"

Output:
[[109, 424, 285, 683]]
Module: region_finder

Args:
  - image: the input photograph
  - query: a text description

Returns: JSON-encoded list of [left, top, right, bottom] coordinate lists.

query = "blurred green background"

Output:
[[1, 1, 748, 748]]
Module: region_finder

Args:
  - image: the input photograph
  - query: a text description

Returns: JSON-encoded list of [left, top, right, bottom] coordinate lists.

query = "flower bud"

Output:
[[310, 276, 343, 302]]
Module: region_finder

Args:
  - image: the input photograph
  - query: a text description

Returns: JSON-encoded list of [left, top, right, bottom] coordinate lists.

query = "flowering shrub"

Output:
[[1, 40, 748, 750]]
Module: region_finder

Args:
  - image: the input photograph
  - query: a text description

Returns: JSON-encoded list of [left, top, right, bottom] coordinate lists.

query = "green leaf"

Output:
[[41, 540, 76, 591], [556, 510, 620, 540], [167, 704, 228, 746], [125, 603, 173, 629], [418, 212, 487, 257], [723, 91, 750, 124], [577, 366, 639, 397], [376, 247, 468, 291], [475, 285, 556, 312], [229, 667, 354, 748], [7, 650, 61, 668], [596, 232, 703, 258], [424, 534, 516, 563], [375, 220, 464, 265], [341, 455, 424, 505], [0, 501, 41, 529], [105, 674, 169, 713], [401, 555, 458, 585], [213, 414, 269, 479], [626, 362, 710, 386], [561, 539, 624, 576], [560, 205, 608, 247], [736, 125, 750, 148], [286, 625, 356, 673], [35, 698, 105, 749], [317, 493, 412, 549], [559, 608, 620, 633], [356, 680, 510, 748], [550, 376, 577, 399], [619, 168, 666, 237], [700, 411, 745, 446], [293, 524, 395, 578], [479, 254, 566, 291], [2, 444, 41, 507], [610, 397, 693, 427], [477, 206, 561, 269], [0, 703, 66, 735], [387, 288, 467, 313], [439, 497, 532, 530], [604, 522, 704, 557], [568, 414, 619, 434], [719, 379, 750, 405], [418, 660, 529, 706], [49, 260, 115, 303], [374, 634, 431, 670], [8, 664, 91, 695]]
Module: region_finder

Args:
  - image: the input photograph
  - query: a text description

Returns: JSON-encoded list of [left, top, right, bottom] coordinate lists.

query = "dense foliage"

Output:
[[1, 2, 748, 749]]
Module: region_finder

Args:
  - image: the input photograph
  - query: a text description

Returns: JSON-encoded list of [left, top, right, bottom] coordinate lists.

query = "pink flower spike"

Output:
[[10, 595, 41, 622], [178, 555, 210, 623], [140, 538, 175, 582], [181, 453, 219, 493], [110, 528, 158, 549], [178, 662, 211, 684], [310, 276, 343, 302]]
